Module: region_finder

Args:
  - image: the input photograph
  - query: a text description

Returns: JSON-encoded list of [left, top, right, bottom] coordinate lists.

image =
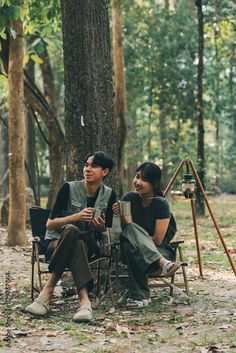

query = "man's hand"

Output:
[[91, 213, 106, 232], [75, 207, 94, 222]]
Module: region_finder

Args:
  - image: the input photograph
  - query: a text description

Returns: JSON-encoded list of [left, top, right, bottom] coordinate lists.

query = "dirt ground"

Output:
[[0, 195, 236, 353]]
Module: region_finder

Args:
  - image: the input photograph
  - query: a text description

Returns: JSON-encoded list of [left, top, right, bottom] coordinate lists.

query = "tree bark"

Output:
[[60, 0, 117, 189], [112, 0, 127, 197], [196, 0, 205, 215], [0, 111, 9, 198], [7, 15, 26, 246]]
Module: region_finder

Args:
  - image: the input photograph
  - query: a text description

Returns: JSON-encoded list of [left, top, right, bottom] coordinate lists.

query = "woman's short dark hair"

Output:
[[84, 151, 114, 172], [136, 162, 162, 192]]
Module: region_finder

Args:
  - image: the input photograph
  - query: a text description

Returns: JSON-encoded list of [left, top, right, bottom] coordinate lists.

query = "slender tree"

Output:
[[40, 44, 64, 208], [7, 10, 26, 245], [195, 0, 205, 215], [25, 59, 37, 196]]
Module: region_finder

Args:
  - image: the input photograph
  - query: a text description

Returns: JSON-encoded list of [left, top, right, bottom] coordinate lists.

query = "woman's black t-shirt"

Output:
[[122, 191, 176, 245]]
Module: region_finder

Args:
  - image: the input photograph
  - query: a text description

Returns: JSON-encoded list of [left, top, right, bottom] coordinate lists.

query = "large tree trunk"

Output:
[[40, 47, 64, 208], [195, 0, 205, 215], [112, 0, 127, 197], [7, 15, 26, 246], [60, 0, 117, 189]]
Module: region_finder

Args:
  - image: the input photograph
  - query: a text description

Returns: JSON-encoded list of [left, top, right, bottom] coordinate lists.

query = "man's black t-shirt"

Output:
[[49, 182, 116, 228], [122, 191, 176, 245]]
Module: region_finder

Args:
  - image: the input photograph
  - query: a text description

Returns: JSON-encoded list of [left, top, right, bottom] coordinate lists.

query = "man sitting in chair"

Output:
[[26, 151, 116, 323]]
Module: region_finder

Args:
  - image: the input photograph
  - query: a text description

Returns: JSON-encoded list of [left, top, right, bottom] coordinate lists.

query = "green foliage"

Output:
[[121, 0, 236, 189], [122, 0, 198, 172]]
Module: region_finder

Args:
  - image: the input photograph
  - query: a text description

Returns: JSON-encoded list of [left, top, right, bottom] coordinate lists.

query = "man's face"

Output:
[[83, 155, 109, 183]]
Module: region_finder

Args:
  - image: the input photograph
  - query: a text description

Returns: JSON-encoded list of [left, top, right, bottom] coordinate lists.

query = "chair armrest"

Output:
[[170, 240, 185, 249], [170, 240, 184, 245]]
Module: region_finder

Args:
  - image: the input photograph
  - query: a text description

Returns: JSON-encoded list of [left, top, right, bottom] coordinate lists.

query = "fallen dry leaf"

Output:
[[217, 324, 231, 330], [108, 306, 116, 314], [115, 324, 132, 338]]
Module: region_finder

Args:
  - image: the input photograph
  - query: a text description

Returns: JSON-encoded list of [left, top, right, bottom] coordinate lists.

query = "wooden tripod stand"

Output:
[[163, 158, 236, 277]]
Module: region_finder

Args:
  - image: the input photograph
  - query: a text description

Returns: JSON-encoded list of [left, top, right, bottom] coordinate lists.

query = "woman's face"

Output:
[[133, 171, 154, 197]]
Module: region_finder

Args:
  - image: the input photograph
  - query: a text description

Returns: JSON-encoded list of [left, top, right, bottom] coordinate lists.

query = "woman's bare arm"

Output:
[[151, 218, 170, 246]]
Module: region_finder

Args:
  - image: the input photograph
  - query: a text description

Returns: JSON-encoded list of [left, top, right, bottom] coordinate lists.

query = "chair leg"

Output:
[[178, 246, 189, 296], [35, 245, 43, 292], [31, 245, 35, 301], [169, 274, 175, 296], [94, 259, 115, 308], [96, 263, 101, 297]]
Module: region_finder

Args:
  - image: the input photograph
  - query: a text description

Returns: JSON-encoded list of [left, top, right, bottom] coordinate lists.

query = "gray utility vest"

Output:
[[45, 180, 112, 241]]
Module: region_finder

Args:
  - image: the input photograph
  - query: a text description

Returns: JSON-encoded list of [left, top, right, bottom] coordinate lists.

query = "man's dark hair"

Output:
[[136, 162, 162, 193], [84, 151, 114, 172]]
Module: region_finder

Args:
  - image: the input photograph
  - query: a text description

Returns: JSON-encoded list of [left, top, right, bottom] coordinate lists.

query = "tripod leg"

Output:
[[163, 159, 186, 197], [189, 159, 236, 277]]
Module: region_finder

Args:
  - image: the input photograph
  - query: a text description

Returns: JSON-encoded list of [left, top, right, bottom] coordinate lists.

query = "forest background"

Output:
[[0, 0, 235, 246]]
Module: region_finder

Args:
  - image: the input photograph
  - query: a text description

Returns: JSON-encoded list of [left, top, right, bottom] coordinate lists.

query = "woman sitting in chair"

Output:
[[113, 162, 181, 308]]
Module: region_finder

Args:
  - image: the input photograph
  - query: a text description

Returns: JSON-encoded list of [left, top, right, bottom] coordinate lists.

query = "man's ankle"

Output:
[[38, 291, 52, 303], [80, 300, 91, 308]]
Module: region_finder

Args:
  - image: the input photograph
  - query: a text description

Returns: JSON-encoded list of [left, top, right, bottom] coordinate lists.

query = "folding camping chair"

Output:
[[108, 217, 189, 300], [29, 206, 113, 302]]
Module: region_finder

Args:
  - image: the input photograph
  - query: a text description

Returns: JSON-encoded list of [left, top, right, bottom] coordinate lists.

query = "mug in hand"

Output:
[[119, 201, 131, 216]]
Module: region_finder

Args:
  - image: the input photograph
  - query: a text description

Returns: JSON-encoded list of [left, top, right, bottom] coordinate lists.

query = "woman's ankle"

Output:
[[158, 257, 168, 267]]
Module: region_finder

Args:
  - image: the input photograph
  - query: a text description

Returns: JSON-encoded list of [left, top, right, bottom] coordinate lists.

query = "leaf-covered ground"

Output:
[[0, 194, 236, 353]]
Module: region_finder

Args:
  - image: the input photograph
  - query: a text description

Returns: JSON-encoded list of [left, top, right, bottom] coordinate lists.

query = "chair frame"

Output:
[[29, 207, 113, 303], [110, 239, 189, 301], [148, 240, 189, 297]]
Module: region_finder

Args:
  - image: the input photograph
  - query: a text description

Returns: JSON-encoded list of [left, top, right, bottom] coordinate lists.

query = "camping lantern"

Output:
[[181, 174, 196, 199]]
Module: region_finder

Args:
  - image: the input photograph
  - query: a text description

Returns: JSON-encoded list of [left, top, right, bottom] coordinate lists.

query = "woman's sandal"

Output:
[[159, 261, 181, 277]]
